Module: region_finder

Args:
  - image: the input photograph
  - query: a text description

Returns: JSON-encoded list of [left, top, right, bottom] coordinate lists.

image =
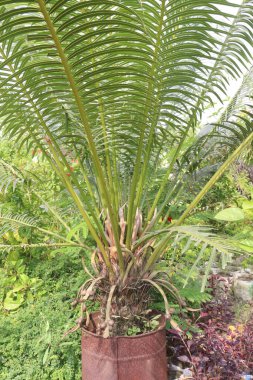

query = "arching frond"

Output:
[[0, 242, 82, 253], [0, 1, 253, 278], [0, 211, 38, 235], [170, 225, 238, 259], [220, 66, 253, 123], [1, 1, 252, 190], [0, 210, 81, 246], [141, 225, 239, 290]]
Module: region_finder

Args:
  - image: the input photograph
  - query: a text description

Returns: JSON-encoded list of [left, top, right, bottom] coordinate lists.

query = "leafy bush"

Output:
[[167, 276, 253, 380], [0, 251, 88, 380], [0, 297, 81, 380]]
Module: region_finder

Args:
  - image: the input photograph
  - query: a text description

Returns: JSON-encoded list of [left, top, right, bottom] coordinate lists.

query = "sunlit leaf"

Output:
[[3, 291, 24, 311], [214, 207, 245, 222]]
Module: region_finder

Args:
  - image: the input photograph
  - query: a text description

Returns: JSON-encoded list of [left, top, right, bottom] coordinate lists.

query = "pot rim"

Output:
[[81, 311, 166, 340]]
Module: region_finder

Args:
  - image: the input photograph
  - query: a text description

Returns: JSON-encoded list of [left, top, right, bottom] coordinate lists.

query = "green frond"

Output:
[[1, 1, 252, 187], [170, 225, 238, 259], [176, 127, 253, 226], [143, 224, 238, 290], [0, 1, 253, 277], [0, 211, 38, 235], [219, 66, 253, 123], [0, 159, 24, 193], [178, 97, 253, 185], [0, 242, 82, 253], [0, 210, 83, 246]]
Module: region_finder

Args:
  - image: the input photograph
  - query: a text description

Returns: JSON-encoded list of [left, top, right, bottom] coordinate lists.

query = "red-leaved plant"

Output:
[[167, 275, 253, 380]]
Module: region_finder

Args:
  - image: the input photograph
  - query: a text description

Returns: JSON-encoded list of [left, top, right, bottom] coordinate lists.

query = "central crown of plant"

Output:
[[0, 0, 253, 336]]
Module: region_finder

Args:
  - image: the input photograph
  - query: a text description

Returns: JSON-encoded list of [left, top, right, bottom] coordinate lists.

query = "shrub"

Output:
[[167, 276, 253, 380], [0, 251, 88, 380]]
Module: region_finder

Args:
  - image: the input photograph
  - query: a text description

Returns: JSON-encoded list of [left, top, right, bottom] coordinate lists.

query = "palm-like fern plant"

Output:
[[0, 0, 253, 336]]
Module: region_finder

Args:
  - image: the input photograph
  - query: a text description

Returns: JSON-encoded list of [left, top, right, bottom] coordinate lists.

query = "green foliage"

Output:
[[126, 314, 161, 336], [187, 164, 253, 269], [0, 141, 90, 312], [215, 207, 245, 222], [0, 0, 252, 277], [0, 0, 252, 350], [0, 295, 81, 380], [191, 175, 238, 212], [0, 250, 43, 311], [153, 277, 212, 312], [126, 326, 141, 336], [0, 250, 88, 380], [178, 281, 212, 306]]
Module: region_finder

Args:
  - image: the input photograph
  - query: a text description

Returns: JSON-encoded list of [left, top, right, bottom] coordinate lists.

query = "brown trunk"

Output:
[[81, 312, 168, 380]]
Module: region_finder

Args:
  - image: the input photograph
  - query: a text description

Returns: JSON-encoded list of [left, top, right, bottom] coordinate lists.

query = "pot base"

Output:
[[81, 312, 168, 380]]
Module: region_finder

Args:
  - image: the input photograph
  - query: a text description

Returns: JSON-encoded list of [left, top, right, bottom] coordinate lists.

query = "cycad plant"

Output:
[[0, 0, 253, 337]]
